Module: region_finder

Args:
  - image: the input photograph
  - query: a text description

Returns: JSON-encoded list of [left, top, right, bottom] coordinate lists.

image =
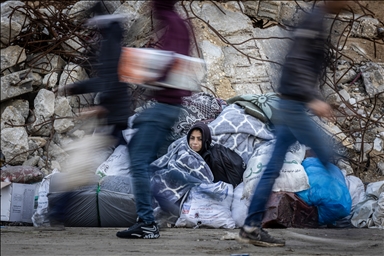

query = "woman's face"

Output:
[[189, 129, 202, 152]]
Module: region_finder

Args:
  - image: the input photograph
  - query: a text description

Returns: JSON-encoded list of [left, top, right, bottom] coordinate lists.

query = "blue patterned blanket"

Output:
[[150, 104, 275, 207]]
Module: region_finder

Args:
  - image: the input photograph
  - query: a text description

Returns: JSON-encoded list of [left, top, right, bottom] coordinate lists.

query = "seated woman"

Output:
[[187, 122, 212, 156], [187, 122, 245, 188]]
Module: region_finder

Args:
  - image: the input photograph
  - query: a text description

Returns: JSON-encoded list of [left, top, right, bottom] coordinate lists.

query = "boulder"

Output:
[[27, 53, 66, 75], [0, 69, 34, 102], [1, 45, 27, 70], [0, 1, 30, 45], [1, 127, 29, 165]]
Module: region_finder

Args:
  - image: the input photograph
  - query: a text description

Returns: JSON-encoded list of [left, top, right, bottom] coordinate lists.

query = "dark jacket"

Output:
[[187, 122, 212, 155], [278, 7, 327, 103], [151, 0, 192, 105], [68, 22, 133, 127]]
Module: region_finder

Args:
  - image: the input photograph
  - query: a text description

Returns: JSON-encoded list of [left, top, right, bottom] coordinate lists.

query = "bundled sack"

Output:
[[47, 173, 100, 227], [48, 188, 99, 227], [351, 181, 384, 229], [98, 190, 137, 227], [118, 47, 206, 92], [1, 165, 44, 184], [242, 141, 309, 199], [96, 144, 130, 177], [333, 171, 366, 228], [202, 144, 246, 188], [62, 134, 115, 191], [231, 182, 248, 228], [296, 157, 352, 225], [175, 181, 235, 229], [32, 170, 59, 227], [262, 192, 318, 228], [98, 175, 137, 227]]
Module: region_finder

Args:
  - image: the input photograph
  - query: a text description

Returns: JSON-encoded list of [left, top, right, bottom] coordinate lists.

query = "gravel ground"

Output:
[[1, 226, 383, 256]]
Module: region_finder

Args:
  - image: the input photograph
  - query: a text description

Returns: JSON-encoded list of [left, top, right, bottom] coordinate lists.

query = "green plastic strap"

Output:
[[96, 184, 101, 227]]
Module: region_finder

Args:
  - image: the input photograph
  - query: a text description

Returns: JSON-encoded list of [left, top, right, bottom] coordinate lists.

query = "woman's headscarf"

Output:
[[186, 122, 212, 155]]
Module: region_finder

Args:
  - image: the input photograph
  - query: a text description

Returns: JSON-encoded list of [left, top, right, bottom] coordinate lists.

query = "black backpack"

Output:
[[202, 144, 246, 188]]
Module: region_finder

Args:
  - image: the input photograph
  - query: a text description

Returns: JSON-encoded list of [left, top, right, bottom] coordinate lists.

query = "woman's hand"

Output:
[[307, 99, 334, 120], [78, 106, 108, 119]]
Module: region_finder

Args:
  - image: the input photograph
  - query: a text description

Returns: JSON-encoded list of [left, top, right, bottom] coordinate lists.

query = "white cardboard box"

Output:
[[1, 182, 36, 223]]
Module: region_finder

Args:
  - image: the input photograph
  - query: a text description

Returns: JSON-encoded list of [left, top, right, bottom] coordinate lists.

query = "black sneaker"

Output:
[[116, 220, 160, 239], [236, 226, 285, 247]]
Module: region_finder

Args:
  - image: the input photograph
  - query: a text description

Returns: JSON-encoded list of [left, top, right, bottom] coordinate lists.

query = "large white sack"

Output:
[[272, 142, 308, 192], [242, 141, 309, 200], [373, 192, 384, 229], [32, 169, 59, 227], [63, 134, 115, 189], [231, 182, 249, 228], [175, 181, 235, 229], [96, 144, 130, 177], [351, 181, 384, 228], [342, 171, 366, 211]]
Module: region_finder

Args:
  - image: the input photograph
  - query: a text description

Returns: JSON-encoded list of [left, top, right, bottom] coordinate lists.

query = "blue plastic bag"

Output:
[[296, 157, 352, 225]]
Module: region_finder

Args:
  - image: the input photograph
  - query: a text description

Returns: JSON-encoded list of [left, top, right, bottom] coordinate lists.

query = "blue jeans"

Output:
[[244, 99, 332, 227], [128, 102, 181, 224]]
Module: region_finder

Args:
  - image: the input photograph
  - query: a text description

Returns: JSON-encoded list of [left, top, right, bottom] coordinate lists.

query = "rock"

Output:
[[115, 1, 153, 47], [31, 72, 43, 86], [253, 25, 292, 90], [199, 40, 224, 94], [1, 45, 27, 70], [1, 127, 29, 165], [279, 1, 311, 27], [34, 89, 55, 119], [378, 161, 384, 176], [58, 62, 90, 109], [50, 160, 61, 172], [61, 36, 86, 55], [338, 89, 350, 101], [29, 89, 55, 136], [243, 0, 311, 27], [0, 99, 29, 119], [222, 35, 271, 95], [27, 53, 66, 75], [29, 137, 47, 149], [374, 137, 383, 152], [69, 0, 122, 25], [53, 133, 74, 148], [115, 1, 148, 46], [335, 68, 357, 85], [37, 157, 46, 169], [351, 16, 380, 39], [322, 83, 340, 106], [336, 159, 354, 175], [0, 1, 30, 45], [45, 141, 69, 164], [361, 62, 384, 98], [53, 97, 74, 133], [59, 62, 88, 86], [1, 106, 25, 130], [42, 72, 59, 88], [0, 69, 34, 102], [198, 2, 252, 37], [354, 137, 373, 153], [22, 156, 40, 167]]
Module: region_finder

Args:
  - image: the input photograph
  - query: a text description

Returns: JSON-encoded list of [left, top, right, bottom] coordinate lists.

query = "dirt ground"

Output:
[[1, 226, 383, 256]]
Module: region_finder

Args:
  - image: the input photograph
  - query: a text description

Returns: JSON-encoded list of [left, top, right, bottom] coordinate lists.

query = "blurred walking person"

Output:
[[116, 0, 192, 239], [237, 1, 346, 247], [50, 7, 133, 228]]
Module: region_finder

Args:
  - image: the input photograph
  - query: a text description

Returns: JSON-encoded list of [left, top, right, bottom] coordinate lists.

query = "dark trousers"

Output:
[[244, 99, 332, 227]]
